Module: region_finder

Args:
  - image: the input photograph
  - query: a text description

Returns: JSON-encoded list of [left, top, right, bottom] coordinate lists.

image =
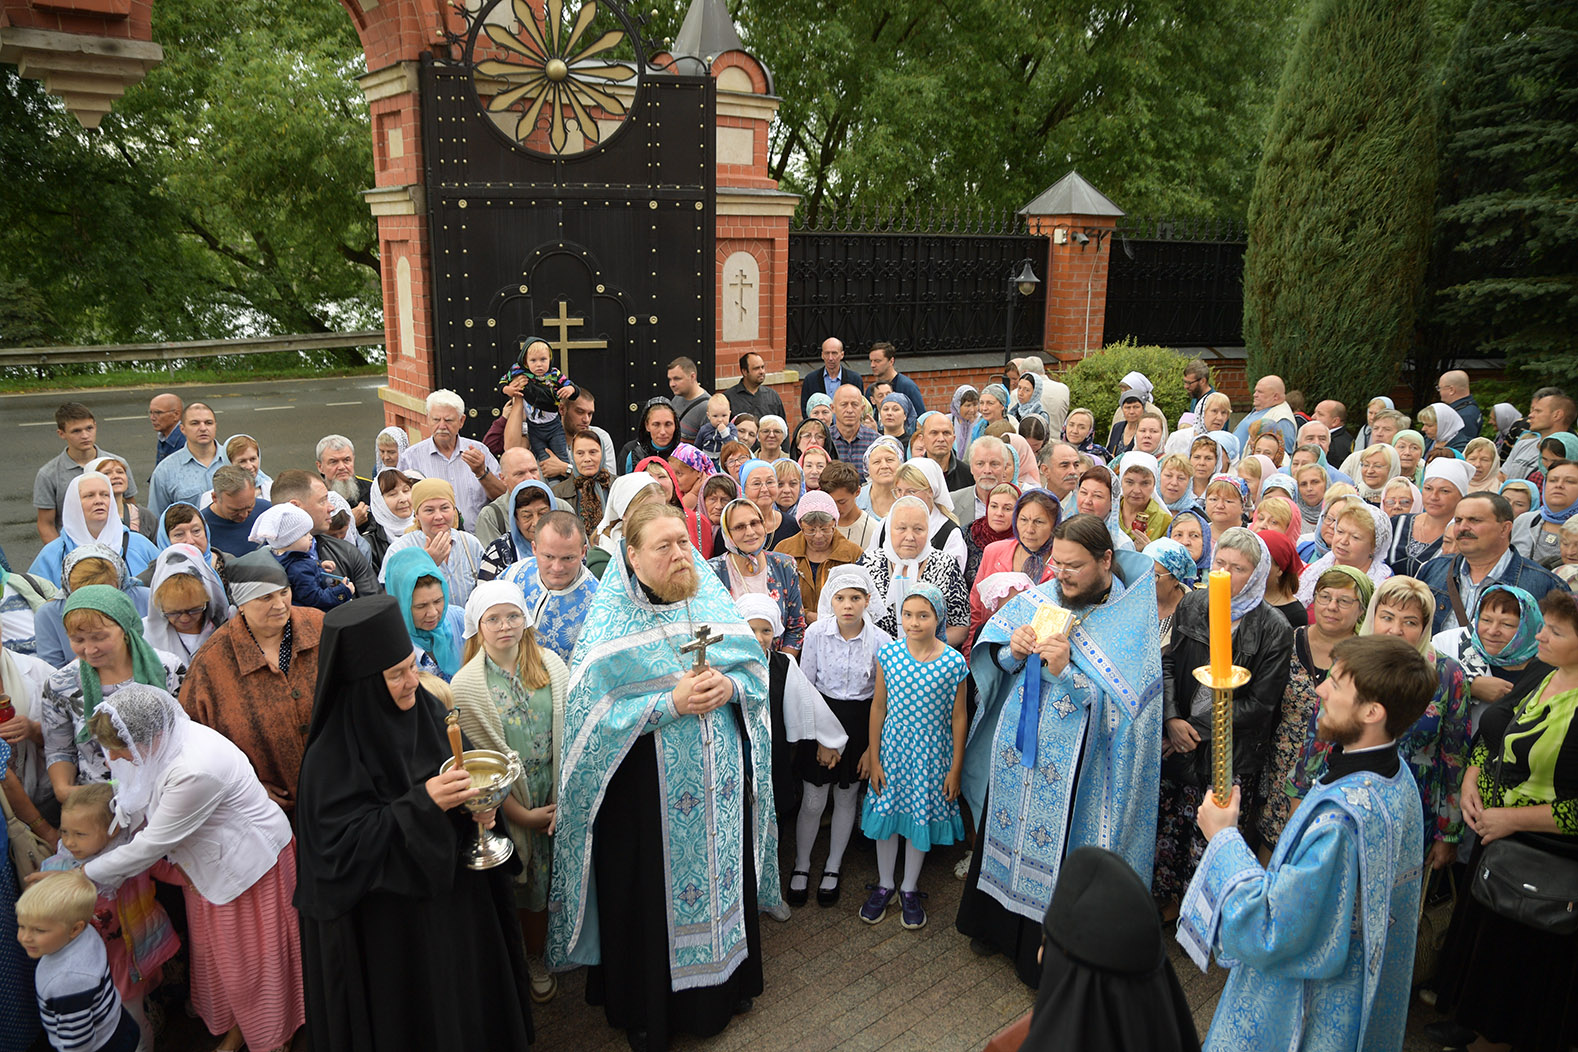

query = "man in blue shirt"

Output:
[[799, 337, 863, 415], [148, 392, 186, 468], [829, 383, 879, 479], [864, 341, 925, 413], [148, 402, 227, 517]]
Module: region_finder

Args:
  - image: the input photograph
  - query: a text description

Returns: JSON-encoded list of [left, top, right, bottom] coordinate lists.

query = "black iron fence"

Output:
[[786, 205, 1047, 362], [1103, 216, 1247, 348]]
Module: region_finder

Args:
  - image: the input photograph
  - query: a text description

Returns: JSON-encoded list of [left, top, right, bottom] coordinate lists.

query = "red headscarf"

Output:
[[635, 455, 714, 558], [1256, 528, 1304, 579]]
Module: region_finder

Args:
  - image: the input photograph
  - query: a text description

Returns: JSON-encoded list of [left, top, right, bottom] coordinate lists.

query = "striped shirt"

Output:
[[36, 927, 126, 1052]]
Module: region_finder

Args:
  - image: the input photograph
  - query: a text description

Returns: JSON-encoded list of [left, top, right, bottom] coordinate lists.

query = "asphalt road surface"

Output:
[[1, 376, 389, 572]]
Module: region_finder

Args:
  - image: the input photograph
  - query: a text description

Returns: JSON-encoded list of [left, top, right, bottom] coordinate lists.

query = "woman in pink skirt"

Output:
[[81, 684, 304, 1052]]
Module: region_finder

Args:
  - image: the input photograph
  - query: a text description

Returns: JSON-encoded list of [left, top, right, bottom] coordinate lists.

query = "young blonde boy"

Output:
[[17, 870, 141, 1052]]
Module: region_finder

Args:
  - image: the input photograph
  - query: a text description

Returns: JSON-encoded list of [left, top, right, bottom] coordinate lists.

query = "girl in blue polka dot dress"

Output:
[[858, 581, 969, 930]]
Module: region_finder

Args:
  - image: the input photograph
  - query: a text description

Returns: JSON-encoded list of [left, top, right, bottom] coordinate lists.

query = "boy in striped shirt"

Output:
[[16, 871, 138, 1052]]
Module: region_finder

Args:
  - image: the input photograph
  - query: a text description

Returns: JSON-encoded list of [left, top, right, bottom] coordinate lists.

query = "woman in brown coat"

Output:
[[775, 492, 867, 624], [177, 549, 323, 817]]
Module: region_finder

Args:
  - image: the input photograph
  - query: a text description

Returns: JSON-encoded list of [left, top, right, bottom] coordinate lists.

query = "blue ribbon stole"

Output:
[[1017, 655, 1043, 769]]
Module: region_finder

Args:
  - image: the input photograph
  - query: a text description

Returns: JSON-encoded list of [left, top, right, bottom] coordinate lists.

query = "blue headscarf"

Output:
[[384, 547, 462, 677], [1205, 430, 1240, 468], [1262, 472, 1299, 504], [899, 580, 948, 640], [1143, 538, 1200, 587], [950, 386, 978, 461], [972, 384, 1012, 443], [881, 392, 917, 435], [736, 458, 774, 492], [506, 479, 555, 560], [1167, 507, 1213, 577], [1500, 478, 1540, 511], [155, 501, 203, 548], [1470, 584, 1544, 667]]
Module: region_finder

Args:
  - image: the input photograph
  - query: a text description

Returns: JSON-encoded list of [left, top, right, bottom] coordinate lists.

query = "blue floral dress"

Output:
[[860, 640, 968, 850], [1, 738, 41, 1051]]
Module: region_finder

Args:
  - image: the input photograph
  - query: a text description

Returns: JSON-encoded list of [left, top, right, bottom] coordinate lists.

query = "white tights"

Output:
[[791, 781, 861, 891], [874, 835, 927, 893]]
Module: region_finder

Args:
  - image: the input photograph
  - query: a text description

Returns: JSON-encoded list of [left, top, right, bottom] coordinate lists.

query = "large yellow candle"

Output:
[[1208, 569, 1231, 685]]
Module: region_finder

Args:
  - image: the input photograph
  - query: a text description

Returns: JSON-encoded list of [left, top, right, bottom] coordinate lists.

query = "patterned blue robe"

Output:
[[501, 557, 597, 662], [1177, 759, 1422, 1052], [547, 547, 778, 991], [963, 549, 1163, 921]]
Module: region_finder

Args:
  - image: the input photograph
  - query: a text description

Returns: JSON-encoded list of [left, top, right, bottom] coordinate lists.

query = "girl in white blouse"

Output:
[[786, 565, 893, 909]]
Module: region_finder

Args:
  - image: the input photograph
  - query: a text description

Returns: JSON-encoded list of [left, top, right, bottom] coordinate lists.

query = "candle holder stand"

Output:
[[1192, 664, 1252, 807]]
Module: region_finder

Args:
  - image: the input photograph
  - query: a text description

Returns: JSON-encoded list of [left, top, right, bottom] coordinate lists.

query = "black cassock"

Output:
[[294, 596, 534, 1052], [584, 711, 764, 1050]]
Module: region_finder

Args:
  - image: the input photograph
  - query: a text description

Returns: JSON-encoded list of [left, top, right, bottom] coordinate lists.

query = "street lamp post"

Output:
[[1004, 258, 1041, 364]]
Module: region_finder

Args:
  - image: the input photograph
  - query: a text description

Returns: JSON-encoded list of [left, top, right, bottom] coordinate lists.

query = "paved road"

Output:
[[1, 376, 388, 572]]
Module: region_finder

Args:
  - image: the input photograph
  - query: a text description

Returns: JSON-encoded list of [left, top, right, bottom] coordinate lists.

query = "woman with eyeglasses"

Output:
[[450, 580, 568, 1006], [1256, 565, 1374, 853], [142, 543, 233, 663]]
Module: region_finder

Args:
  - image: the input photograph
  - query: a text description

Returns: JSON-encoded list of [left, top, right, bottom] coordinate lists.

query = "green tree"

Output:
[[1242, 0, 1438, 415], [1422, 0, 1578, 387], [0, 0, 377, 349], [646, 0, 1296, 222]]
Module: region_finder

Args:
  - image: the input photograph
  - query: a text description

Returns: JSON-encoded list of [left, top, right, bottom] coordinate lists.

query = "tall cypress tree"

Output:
[[1423, 0, 1578, 386], [1242, 0, 1438, 412]]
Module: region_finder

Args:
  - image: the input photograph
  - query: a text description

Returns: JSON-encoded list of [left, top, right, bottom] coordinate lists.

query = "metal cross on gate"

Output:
[[540, 300, 609, 373]]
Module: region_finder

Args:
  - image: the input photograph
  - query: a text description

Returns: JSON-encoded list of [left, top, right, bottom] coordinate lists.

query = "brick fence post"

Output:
[[1019, 171, 1125, 370]]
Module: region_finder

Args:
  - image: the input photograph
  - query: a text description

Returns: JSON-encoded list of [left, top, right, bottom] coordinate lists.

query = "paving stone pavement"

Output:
[[530, 835, 1450, 1051]]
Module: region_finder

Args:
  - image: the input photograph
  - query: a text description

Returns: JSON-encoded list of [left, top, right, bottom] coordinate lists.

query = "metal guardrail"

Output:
[[0, 330, 386, 367]]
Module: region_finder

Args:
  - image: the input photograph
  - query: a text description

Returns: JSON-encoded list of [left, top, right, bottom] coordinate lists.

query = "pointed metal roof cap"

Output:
[[672, 0, 745, 61], [1019, 170, 1125, 217]]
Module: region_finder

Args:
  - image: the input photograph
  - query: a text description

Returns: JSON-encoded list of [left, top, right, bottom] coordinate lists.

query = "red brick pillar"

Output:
[[339, 0, 451, 437], [0, 0, 162, 127], [1019, 172, 1125, 368], [704, 52, 801, 420]]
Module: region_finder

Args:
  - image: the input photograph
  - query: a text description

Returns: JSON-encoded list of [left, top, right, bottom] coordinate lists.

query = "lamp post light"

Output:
[[1004, 258, 1041, 364]]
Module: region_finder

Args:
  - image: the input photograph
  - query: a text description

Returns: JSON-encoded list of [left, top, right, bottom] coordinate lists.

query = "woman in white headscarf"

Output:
[[856, 496, 968, 648], [375, 425, 409, 470], [29, 472, 160, 585], [592, 472, 663, 556], [1348, 442, 1403, 504], [887, 457, 967, 576], [449, 579, 568, 1002], [82, 685, 303, 1052], [142, 542, 233, 662], [1419, 402, 1469, 453], [1296, 498, 1395, 604]]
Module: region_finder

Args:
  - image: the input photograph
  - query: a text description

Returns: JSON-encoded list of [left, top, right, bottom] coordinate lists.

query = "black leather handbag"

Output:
[[1470, 751, 1578, 934]]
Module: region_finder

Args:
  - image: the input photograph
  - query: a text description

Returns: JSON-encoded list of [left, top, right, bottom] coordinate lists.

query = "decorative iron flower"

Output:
[[474, 0, 636, 154]]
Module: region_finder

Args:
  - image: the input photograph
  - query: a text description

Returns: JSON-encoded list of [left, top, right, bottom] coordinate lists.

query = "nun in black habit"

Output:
[[1021, 846, 1199, 1052], [293, 595, 534, 1051]]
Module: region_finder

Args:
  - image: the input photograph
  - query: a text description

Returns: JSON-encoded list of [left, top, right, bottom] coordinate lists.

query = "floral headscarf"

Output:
[[1143, 538, 1199, 587], [719, 497, 769, 574], [668, 442, 716, 480]]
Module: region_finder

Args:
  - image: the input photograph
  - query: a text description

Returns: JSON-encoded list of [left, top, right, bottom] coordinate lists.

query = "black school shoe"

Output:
[[786, 870, 810, 907], [816, 870, 841, 907]]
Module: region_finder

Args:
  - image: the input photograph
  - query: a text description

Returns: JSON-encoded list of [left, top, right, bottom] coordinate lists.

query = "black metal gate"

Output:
[[421, 0, 714, 446], [1102, 217, 1246, 348], [785, 207, 1046, 362]]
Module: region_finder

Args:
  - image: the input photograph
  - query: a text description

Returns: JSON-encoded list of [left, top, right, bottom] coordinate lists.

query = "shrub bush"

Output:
[[1061, 341, 1195, 437]]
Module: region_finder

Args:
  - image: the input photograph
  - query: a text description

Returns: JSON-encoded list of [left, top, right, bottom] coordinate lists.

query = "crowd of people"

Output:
[[3, 336, 1576, 1052]]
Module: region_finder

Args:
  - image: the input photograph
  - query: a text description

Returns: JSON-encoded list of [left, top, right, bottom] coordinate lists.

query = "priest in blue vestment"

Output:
[[500, 509, 598, 662], [957, 512, 1164, 988], [547, 501, 778, 1052], [1178, 635, 1437, 1052]]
